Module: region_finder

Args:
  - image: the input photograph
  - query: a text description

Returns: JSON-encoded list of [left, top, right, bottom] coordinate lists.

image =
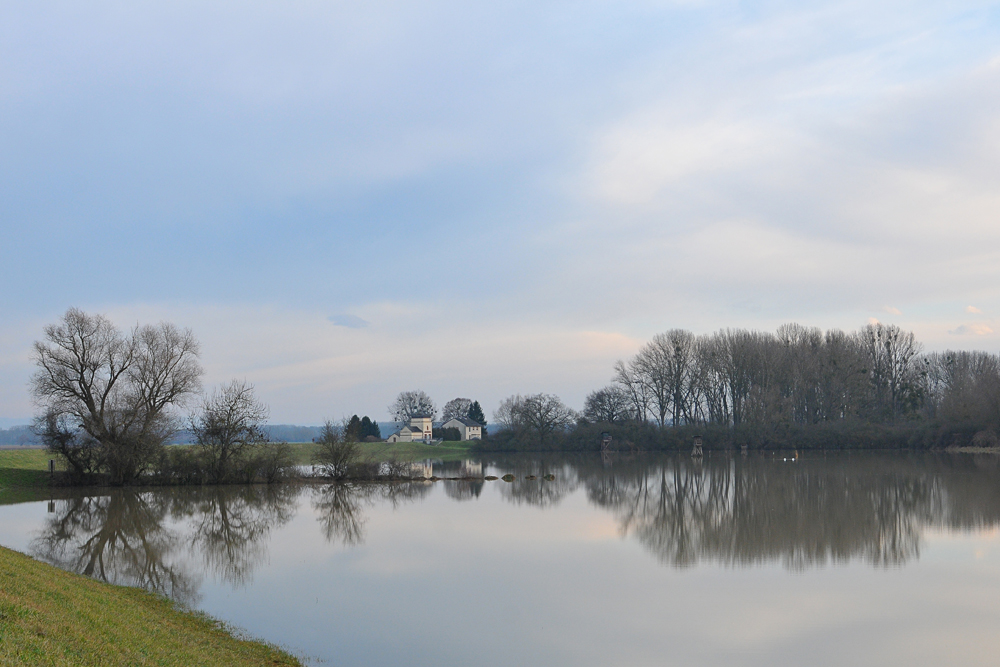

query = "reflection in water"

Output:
[[576, 453, 1000, 568], [23, 453, 1000, 600], [312, 482, 431, 545], [30, 485, 298, 600], [176, 486, 297, 585], [31, 491, 199, 602], [476, 452, 1000, 569]]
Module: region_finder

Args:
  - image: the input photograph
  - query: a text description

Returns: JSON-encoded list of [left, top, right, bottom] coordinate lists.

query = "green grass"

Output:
[[0, 449, 55, 505], [0, 545, 300, 666]]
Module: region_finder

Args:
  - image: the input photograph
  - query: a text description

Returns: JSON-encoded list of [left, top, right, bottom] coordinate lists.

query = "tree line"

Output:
[[31, 308, 1000, 480], [484, 322, 1000, 451]]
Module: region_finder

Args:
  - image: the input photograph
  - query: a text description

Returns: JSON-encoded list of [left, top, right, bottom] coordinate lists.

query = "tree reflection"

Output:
[[173, 485, 298, 586], [312, 482, 432, 545], [31, 490, 199, 603], [577, 453, 1000, 568], [30, 485, 301, 599], [482, 456, 581, 507]]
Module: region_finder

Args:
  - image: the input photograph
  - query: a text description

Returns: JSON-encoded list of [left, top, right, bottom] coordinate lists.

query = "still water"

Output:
[[2, 452, 1000, 666]]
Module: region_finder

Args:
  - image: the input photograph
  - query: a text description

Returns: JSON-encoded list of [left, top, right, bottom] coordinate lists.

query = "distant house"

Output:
[[386, 415, 433, 443], [441, 417, 483, 441]]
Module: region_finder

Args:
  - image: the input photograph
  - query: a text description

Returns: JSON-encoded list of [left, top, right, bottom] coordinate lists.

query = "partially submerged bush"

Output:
[[314, 420, 360, 479]]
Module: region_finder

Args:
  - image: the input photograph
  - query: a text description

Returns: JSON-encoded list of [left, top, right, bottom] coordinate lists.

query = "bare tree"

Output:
[[191, 380, 270, 483], [313, 419, 360, 480], [32, 308, 202, 485], [388, 390, 436, 423], [855, 322, 922, 419], [493, 394, 526, 432], [496, 393, 576, 447], [614, 359, 651, 423], [442, 397, 473, 422], [583, 385, 632, 423]]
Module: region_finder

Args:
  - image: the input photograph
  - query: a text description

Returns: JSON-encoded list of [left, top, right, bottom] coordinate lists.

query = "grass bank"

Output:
[[0, 449, 54, 505], [0, 545, 300, 666]]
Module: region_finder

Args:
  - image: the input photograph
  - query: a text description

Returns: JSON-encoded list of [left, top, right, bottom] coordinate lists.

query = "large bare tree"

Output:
[[32, 308, 202, 484], [583, 385, 633, 423], [855, 322, 922, 419], [442, 397, 473, 422], [388, 390, 436, 423], [494, 393, 576, 447]]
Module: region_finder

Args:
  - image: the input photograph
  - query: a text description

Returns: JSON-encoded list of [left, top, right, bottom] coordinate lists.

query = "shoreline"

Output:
[[0, 545, 301, 666]]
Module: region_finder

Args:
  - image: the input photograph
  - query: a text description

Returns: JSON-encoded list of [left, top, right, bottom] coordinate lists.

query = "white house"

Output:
[[386, 415, 434, 443], [441, 417, 483, 441]]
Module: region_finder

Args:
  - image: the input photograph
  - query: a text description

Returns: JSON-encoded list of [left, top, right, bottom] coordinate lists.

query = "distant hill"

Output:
[[0, 426, 40, 447], [6, 422, 403, 447]]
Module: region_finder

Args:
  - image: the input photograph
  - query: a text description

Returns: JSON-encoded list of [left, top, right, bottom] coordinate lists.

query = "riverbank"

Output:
[[0, 545, 300, 666]]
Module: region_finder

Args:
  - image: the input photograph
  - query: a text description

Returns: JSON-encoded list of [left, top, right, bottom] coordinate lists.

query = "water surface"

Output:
[[2, 452, 999, 666]]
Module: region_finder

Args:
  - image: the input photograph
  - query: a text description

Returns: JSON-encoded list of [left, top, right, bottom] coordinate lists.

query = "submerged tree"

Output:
[[190, 380, 270, 483], [313, 419, 359, 480], [32, 308, 202, 484]]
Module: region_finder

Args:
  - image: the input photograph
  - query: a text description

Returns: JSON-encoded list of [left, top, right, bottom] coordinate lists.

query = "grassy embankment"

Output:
[[0, 441, 480, 664], [0, 449, 56, 505], [0, 545, 300, 666]]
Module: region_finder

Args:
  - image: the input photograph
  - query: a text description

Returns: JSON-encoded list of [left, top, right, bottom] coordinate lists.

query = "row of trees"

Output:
[[581, 323, 1000, 436], [387, 390, 487, 429], [33, 309, 1000, 473], [484, 323, 1000, 451], [344, 415, 381, 441]]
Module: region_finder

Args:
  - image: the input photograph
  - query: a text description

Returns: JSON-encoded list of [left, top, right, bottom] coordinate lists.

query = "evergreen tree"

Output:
[[468, 401, 486, 426], [359, 415, 381, 440], [345, 415, 362, 442]]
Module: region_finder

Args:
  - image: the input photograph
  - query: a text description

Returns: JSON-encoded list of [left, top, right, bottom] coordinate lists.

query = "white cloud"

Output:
[[967, 305, 983, 314], [587, 115, 786, 205], [883, 306, 902, 315], [949, 323, 995, 336]]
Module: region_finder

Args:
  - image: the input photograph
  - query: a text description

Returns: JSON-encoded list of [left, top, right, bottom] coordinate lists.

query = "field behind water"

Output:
[[0, 441, 478, 505]]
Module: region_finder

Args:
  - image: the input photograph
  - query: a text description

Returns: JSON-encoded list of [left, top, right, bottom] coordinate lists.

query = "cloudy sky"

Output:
[[3, 0, 1000, 424]]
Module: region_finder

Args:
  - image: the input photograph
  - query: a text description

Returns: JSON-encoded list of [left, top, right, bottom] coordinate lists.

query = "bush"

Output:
[[314, 420, 360, 479], [152, 446, 209, 485], [249, 441, 295, 484], [432, 427, 461, 441]]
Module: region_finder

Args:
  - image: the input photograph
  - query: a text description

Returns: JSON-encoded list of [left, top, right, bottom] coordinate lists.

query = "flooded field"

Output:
[[2, 452, 1000, 666]]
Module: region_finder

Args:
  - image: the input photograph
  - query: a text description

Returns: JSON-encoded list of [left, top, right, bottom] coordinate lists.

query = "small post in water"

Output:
[[692, 435, 703, 458]]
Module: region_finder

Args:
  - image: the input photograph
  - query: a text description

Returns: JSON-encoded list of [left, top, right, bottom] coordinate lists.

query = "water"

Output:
[[2, 452, 1000, 666]]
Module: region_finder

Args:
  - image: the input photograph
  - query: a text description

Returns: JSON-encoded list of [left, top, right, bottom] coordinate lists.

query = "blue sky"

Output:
[[3, 0, 1000, 423]]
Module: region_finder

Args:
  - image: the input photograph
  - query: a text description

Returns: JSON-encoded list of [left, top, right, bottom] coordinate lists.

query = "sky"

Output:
[[3, 0, 1000, 424]]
